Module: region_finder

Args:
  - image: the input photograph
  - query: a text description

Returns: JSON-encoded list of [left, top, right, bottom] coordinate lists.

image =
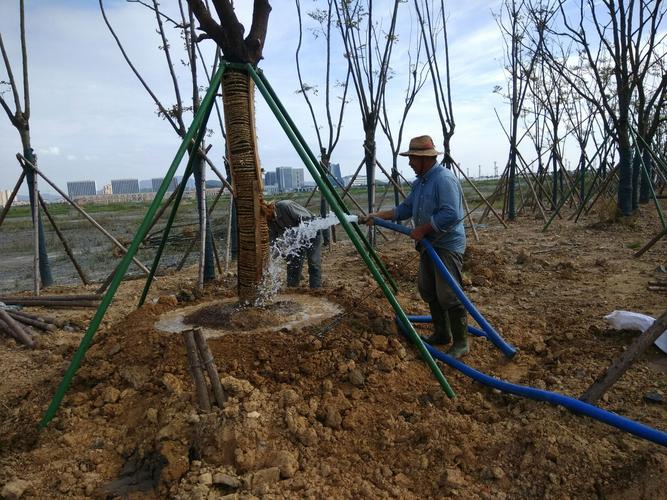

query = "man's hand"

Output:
[[358, 213, 376, 226], [410, 223, 433, 241]]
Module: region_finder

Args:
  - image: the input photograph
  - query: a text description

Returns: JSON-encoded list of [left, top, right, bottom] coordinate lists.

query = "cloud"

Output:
[[39, 146, 61, 156]]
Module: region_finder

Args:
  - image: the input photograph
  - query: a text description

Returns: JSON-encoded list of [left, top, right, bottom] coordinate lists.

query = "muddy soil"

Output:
[[1, 207, 666, 499]]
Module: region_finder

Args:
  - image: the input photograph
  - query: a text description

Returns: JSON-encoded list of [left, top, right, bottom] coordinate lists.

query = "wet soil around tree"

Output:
[[1, 207, 666, 499]]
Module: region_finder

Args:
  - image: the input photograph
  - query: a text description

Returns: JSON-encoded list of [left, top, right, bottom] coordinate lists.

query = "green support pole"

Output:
[[253, 68, 399, 293], [138, 100, 216, 306], [247, 64, 455, 398], [40, 63, 227, 428]]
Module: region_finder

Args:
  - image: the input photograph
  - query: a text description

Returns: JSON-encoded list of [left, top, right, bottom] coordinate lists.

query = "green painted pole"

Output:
[[253, 68, 399, 293], [139, 99, 217, 306], [40, 63, 227, 428], [247, 64, 455, 398]]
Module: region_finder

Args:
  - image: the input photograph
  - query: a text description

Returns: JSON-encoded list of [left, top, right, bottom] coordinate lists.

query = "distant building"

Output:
[[100, 184, 112, 195], [139, 179, 153, 192], [342, 175, 367, 187], [263, 184, 280, 195], [67, 180, 96, 198], [111, 178, 140, 194], [328, 163, 343, 187], [274, 166, 305, 193], [151, 177, 178, 192], [264, 170, 277, 186], [0, 189, 11, 207]]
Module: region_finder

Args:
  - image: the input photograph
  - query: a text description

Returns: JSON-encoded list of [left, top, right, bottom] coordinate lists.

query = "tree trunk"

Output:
[[639, 148, 652, 204], [192, 154, 216, 281], [320, 150, 331, 246], [20, 139, 53, 287], [631, 147, 641, 211], [220, 69, 268, 302], [617, 125, 634, 216], [363, 125, 376, 244]]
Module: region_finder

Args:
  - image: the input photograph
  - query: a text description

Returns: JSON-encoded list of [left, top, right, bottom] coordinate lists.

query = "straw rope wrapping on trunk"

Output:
[[221, 69, 269, 302]]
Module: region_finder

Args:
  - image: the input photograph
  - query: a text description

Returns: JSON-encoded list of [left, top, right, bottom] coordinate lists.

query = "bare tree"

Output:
[[295, 0, 352, 244], [495, 0, 545, 220], [547, 0, 667, 216], [334, 0, 401, 243], [188, 0, 271, 302], [0, 0, 53, 289], [100, 0, 230, 288], [378, 1, 429, 207], [413, 0, 455, 162]]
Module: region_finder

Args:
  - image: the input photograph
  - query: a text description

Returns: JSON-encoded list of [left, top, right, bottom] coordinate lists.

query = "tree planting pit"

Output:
[[154, 293, 342, 338]]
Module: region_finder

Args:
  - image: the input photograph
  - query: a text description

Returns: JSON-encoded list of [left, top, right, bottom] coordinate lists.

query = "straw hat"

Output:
[[399, 135, 441, 157]]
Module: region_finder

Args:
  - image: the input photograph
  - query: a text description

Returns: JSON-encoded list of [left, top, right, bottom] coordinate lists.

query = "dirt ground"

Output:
[[1, 205, 666, 499]]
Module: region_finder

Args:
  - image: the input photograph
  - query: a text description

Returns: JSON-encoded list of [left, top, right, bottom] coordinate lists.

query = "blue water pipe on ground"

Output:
[[372, 217, 667, 447], [395, 318, 667, 447]]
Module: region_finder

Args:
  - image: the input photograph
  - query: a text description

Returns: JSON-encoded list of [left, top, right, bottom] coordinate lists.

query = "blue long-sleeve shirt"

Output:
[[393, 162, 466, 253]]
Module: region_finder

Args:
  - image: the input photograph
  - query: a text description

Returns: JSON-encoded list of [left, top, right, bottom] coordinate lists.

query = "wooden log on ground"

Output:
[[0, 294, 101, 303], [0, 309, 35, 347], [0, 299, 99, 308], [6, 311, 56, 331], [5, 309, 61, 327], [193, 327, 226, 407], [183, 329, 211, 411], [581, 309, 667, 404]]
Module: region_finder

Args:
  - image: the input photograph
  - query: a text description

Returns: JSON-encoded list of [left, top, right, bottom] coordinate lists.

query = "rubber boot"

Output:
[[425, 301, 451, 345], [446, 305, 469, 358]]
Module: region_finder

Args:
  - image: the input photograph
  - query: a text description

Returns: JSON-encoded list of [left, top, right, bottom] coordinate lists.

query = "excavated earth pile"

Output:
[[1, 212, 666, 499]]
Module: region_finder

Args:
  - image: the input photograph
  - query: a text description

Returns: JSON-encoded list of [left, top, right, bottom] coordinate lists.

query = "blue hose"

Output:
[[408, 315, 486, 337], [373, 217, 517, 358], [396, 320, 667, 447]]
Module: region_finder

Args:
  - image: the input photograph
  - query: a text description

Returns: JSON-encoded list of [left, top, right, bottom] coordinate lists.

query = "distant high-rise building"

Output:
[[264, 170, 277, 187], [151, 177, 178, 192], [328, 163, 343, 186], [111, 178, 140, 194], [274, 166, 305, 192], [275, 166, 293, 192], [67, 180, 96, 198], [294, 168, 304, 190]]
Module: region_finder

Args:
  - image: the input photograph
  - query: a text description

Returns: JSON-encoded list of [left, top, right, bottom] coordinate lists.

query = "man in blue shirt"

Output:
[[362, 135, 468, 358]]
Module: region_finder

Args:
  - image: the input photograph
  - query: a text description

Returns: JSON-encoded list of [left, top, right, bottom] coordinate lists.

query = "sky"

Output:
[[0, 0, 515, 196]]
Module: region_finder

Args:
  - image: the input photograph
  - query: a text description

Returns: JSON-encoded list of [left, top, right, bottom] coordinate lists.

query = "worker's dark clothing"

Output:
[[268, 200, 322, 288]]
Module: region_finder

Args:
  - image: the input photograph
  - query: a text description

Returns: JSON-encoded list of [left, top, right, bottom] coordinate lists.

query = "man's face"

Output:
[[408, 155, 431, 177]]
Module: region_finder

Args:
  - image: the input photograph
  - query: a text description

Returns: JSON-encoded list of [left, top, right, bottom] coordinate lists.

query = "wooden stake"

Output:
[[634, 226, 667, 258], [38, 194, 90, 285], [192, 327, 226, 407], [581, 309, 667, 404], [0, 171, 26, 229], [183, 329, 211, 411]]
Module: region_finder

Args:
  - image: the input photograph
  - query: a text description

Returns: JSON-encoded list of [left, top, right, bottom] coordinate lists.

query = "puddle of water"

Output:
[[154, 293, 342, 338]]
